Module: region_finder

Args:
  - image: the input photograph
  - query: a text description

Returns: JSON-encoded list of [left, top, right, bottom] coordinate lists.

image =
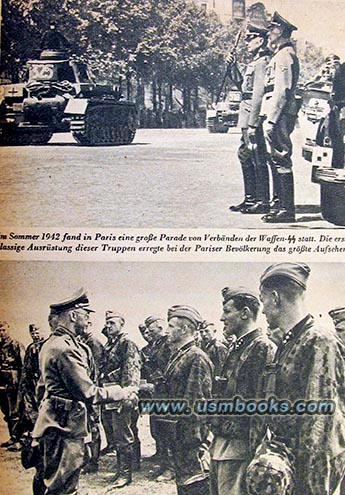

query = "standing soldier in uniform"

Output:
[[0, 320, 23, 449], [260, 12, 300, 223], [99, 310, 141, 491], [164, 305, 213, 495], [139, 323, 155, 382], [209, 287, 276, 495], [143, 315, 174, 481], [199, 321, 228, 376], [229, 24, 271, 214], [32, 289, 138, 495], [15, 325, 46, 449], [259, 263, 345, 494]]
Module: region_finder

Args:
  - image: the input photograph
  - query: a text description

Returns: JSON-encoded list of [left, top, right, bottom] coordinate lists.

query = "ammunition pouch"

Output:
[[32, 395, 88, 438], [0, 369, 19, 389]]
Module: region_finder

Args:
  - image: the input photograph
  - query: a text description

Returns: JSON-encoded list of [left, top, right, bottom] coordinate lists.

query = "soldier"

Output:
[[209, 287, 276, 495], [14, 325, 46, 451], [143, 315, 174, 481], [329, 306, 345, 347], [0, 320, 24, 449], [99, 310, 141, 490], [40, 21, 71, 52], [229, 24, 271, 214], [32, 289, 137, 495], [199, 321, 228, 376], [139, 323, 155, 382], [259, 263, 345, 494], [329, 307, 345, 495], [77, 321, 104, 474], [164, 305, 213, 495], [260, 12, 300, 223]]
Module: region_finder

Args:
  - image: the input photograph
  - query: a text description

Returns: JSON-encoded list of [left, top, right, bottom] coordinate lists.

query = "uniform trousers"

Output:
[[40, 429, 85, 495], [209, 459, 248, 495], [267, 114, 296, 172], [0, 387, 19, 438], [102, 406, 134, 451]]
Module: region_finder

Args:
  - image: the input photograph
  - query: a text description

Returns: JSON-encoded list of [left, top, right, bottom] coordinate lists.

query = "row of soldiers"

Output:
[[1, 262, 345, 495], [229, 12, 300, 223]]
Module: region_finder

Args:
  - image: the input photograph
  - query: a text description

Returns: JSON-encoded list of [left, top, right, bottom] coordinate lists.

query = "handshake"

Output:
[[103, 384, 139, 404]]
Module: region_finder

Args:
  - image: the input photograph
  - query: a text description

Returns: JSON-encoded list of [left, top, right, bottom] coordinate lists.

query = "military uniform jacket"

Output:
[[140, 343, 154, 381], [100, 332, 141, 388], [210, 328, 276, 461], [17, 339, 45, 424], [0, 336, 23, 390], [261, 42, 300, 124], [265, 314, 345, 495], [33, 326, 116, 440], [202, 338, 228, 377], [164, 341, 213, 444], [238, 49, 271, 129]]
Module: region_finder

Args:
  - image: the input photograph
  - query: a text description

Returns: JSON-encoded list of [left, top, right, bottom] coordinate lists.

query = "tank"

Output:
[[312, 93, 345, 225], [300, 81, 332, 162], [206, 90, 241, 133], [0, 50, 137, 146]]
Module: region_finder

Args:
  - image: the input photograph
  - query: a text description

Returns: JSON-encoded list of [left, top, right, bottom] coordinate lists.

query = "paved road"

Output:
[[0, 127, 332, 228]]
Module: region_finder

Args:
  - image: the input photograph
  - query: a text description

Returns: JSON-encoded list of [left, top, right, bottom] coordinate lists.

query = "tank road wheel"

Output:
[[72, 104, 137, 146]]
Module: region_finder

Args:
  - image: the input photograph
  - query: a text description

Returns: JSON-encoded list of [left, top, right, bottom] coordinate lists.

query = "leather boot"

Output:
[[264, 172, 295, 223], [132, 441, 141, 471], [105, 447, 132, 491], [229, 195, 256, 212], [102, 451, 120, 481], [230, 155, 256, 211]]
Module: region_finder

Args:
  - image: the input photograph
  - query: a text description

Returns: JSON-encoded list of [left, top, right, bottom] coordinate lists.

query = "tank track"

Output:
[[72, 102, 137, 146], [0, 126, 53, 146]]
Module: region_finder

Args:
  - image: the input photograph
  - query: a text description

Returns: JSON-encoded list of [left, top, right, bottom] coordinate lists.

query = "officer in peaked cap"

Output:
[[259, 265, 345, 495], [230, 22, 271, 215], [267, 11, 297, 34], [260, 11, 300, 223], [49, 287, 96, 314], [33, 289, 137, 495], [164, 305, 213, 495]]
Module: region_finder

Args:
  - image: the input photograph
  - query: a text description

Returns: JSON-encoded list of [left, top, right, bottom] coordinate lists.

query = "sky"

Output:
[[0, 261, 342, 346], [214, 0, 345, 60]]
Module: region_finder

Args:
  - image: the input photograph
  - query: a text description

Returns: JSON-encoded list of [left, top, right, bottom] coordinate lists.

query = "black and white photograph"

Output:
[[1, 0, 345, 228], [0, 260, 344, 495]]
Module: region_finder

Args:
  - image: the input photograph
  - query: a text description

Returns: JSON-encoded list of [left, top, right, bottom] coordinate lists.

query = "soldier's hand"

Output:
[[123, 385, 139, 398], [226, 54, 236, 65], [122, 387, 139, 409], [105, 384, 125, 402], [263, 121, 276, 144], [248, 127, 257, 145]]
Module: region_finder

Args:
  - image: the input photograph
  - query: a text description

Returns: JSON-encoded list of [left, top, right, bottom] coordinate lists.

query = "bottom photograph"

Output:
[[0, 261, 344, 495]]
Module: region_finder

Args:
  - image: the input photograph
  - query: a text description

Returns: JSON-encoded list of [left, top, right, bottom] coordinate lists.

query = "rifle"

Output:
[[216, 30, 243, 104]]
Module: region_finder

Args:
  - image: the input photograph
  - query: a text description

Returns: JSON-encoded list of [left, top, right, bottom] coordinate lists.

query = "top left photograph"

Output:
[[1, 0, 345, 228]]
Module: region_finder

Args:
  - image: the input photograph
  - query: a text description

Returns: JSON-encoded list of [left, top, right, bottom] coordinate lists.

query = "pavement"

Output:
[[0, 127, 337, 229]]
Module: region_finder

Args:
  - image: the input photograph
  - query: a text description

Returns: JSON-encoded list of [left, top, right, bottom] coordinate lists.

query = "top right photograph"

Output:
[[1, 0, 345, 229]]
